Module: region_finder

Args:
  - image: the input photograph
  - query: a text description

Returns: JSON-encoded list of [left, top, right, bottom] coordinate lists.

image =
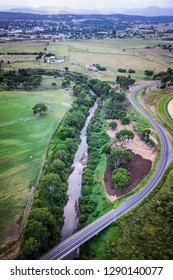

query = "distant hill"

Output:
[[0, 5, 173, 16]]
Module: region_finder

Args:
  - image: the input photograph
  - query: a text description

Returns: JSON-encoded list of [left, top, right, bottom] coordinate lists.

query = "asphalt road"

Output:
[[41, 82, 173, 260]]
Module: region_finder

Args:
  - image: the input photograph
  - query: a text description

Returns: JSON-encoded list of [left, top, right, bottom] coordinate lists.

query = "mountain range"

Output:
[[0, 6, 173, 16]]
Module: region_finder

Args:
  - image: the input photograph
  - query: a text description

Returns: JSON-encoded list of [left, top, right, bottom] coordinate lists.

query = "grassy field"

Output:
[[0, 39, 169, 81], [50, 39, 168, 81], [157, 93, 173, 134], [138, 87, 173, 143], [0, 88, 72, 245], [0, 41, 46, 53]]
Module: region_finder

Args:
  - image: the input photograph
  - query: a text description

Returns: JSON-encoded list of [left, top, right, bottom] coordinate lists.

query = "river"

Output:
[[60, 98, 99, 249]]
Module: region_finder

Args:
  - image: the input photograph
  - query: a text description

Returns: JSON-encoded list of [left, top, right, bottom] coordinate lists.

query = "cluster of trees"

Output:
[[88, 79, 111, 98], [142, 129, 155, 147], [0, 67, 92, 91], [144, 69, 154, 78], [108, 129, 134, 190], [0, 52, 40, 55], [21, 80, 95, 259], [94, 64, 107, 71], [118, 68, 136, 74], [35, 52, 44, 60], [62, 77, 71, 88], [153, 68, 173, 88], [116, 129, 134, 141], [106, 90, 130, 124], [0, 68, 42, 90], [116, 75, 136, 90], [6, 52, 40, 55], [79, 101, 109, 228], [45, 53, 56, 57]]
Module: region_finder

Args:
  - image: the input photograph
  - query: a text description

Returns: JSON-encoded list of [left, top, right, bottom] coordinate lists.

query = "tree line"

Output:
[[21, 79, 95, 259]]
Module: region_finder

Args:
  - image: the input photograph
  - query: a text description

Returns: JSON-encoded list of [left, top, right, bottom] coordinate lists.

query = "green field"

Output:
[[0, 41, 46, 53], [49, 39, 168, 81], [157, 93, 173, 135], [0, 88, 72, 244], [0, 39, 169, 81], [140, 87, 173, 143]]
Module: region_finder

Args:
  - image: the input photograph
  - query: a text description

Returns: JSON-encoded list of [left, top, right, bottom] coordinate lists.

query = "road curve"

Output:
[[41, 82, 172, 260]]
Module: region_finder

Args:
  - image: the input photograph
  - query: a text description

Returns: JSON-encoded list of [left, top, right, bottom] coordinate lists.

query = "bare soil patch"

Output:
[[107, 119, 157, 162], [104, 150, 152, 201], [105, 119, 157, 201]]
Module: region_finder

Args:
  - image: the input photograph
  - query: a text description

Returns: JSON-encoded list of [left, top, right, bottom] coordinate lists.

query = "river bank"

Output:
[[61, 98, 99, 242]]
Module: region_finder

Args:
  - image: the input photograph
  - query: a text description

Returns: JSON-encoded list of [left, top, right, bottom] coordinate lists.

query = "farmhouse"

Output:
[[47, 56, 64, 64], [85, 64, 98, 71]]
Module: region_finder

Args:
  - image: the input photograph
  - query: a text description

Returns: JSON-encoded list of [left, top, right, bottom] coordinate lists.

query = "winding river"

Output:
[[60, 98, 99, 245]]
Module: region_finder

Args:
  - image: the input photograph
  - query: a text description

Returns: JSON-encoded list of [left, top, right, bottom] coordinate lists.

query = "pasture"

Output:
[[50, 38, 168, 81], [0, 88, 72, 244], [0, 41, 46, 53], [0, 39, 170, 81]]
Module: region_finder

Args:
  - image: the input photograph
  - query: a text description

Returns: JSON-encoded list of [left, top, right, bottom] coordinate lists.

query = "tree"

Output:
[[141, 129, 151, 141], [116, 129, 134, 141], [112, 168, 130, 189], [144, 70, 154, 78], [50, 159, 66, 174], [102, 143, 111, 154], [41, 173, 62, 189], [32, 103, 48, 116], [167, 67, 173, 75], [108, 147, 132, 169], [112, 30, 116, 38], [109, 121, 118, 130], [65, 67, 69, 72], [116, 75, 135, 90], [23, 220, 49, 245], [121, 116, 130, 125], [22, 237, 41, 259], [118, 110, 127, 119], [62, 78, 71, 88], [52, 82, 57, 87]]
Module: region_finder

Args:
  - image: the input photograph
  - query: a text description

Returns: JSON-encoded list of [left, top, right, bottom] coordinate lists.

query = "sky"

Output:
[[1, 0, 173, 9]]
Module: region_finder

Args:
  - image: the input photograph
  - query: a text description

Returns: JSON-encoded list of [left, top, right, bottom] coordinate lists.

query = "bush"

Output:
[[112, 168, 131, 189], [121, 116, 130, 125]]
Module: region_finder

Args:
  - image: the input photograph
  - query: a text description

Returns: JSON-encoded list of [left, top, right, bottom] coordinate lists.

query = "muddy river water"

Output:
[[61, 98, 99, 244]]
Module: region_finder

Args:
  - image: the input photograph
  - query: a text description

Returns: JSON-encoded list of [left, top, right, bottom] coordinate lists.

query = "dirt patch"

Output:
[[104, 150, 152, 201], [107, 119, 157, 162]]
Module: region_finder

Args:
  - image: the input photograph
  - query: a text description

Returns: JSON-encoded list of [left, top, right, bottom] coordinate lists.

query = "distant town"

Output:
[[0, 12, 173, 42]]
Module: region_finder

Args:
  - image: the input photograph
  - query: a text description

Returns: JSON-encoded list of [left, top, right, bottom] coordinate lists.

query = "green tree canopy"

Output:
[[121, 116, 130, 125], [141, 129, 151, 141], [32, 103, 48, 116], [22, 237, 41, 260], [116, 129, 134, 141], [144, 70, 154, 77], [109, 121, 118, 130], [112, 168, 130, 189], [102, 143, 112, 154], [108, 147, 132, 169]]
